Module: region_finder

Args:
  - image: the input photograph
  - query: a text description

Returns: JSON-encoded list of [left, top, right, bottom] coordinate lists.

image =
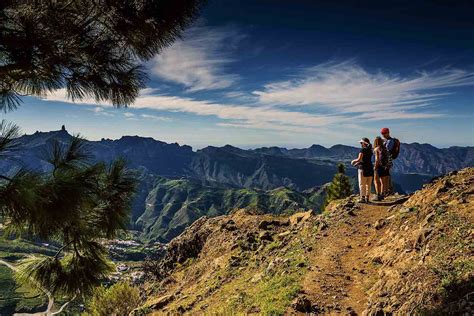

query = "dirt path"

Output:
[[0, 259, 54, 315], [302, 202, 392, 315]]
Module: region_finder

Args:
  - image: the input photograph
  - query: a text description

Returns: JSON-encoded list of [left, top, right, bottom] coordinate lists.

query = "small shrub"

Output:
[[84, 282, 141, 316]]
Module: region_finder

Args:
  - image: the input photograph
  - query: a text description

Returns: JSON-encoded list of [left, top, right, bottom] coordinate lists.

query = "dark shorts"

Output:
[[362, 167, 374, 177], [376, 166, 390, 177]]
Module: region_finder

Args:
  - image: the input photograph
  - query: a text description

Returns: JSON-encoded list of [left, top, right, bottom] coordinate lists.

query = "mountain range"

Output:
[[1, 126, 473, 242]]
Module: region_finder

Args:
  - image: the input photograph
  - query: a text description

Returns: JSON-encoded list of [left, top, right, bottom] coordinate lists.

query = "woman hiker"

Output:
[[351, 137, 374, 203], [373, 136, 390, 201]]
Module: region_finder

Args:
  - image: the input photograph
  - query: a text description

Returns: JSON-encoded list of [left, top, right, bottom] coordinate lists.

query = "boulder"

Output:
[[259, 231, 274, 242], [291, 295, 312, 312], [290, 210, 314, 226], [277, 230, 291, 240], [258, 219, 289, 230], [148, 294, 174, 310], [413, 228, 433, 249], [374, 220, 386, 230]]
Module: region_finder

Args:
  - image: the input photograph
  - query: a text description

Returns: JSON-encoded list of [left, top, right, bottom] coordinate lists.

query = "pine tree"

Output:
[[0, 120, 137, 297], [0, 0, 206, 111], [323, 163, 352, 210]]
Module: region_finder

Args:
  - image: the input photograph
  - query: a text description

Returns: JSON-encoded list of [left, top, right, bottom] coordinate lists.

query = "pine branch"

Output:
[[53, 241, 74, 259], [0, 174, 12, 181]]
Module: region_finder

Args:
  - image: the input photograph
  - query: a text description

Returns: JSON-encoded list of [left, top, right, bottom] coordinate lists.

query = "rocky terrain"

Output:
[[134, 168, 473, 315]]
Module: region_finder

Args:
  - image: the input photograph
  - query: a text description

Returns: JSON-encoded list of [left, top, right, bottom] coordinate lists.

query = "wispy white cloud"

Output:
[[89, 107, 115, 117], [122, 111, 172, 122], [43, 59, 474, 136], [223, 91, 258, 103], [140, 114, 173, 122], [43, 89, 341, 133], [149, 25, 243, 92], [253, 60, 474, 118]]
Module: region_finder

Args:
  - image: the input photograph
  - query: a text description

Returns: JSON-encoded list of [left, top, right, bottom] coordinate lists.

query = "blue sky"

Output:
[[3, 0, 474, 148]]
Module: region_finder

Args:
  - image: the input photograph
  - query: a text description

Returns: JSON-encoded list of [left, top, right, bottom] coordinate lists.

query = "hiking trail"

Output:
[[302, 201, 395, 314]]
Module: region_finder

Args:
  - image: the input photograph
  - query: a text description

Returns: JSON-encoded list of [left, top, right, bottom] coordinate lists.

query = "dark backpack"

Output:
[[380, 146, 391, 169], [389, 138, 401, 159]]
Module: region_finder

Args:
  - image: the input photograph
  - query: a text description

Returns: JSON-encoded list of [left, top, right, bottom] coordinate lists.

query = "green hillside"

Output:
[[0, 237, 52, 314], [136, 177, 326, 243]]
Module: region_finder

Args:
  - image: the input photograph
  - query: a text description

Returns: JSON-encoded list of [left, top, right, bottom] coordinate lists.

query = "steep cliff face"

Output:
[[136, 168, 473, 315], [190, 147, 341, 190], [392, 143, 474, 175]]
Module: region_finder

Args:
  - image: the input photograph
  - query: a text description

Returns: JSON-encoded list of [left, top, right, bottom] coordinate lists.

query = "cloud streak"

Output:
[[42, 59, 474, 135], [44, 89, 341, 133], [253, 60, 474, 116], [149, 25, 242, 92]]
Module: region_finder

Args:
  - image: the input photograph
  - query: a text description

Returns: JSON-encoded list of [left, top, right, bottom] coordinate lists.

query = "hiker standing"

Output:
[[351, 137, 374, 203], [380, 127, 401, 195], [351, 138, 374, 203], [373, 136, 390, 201]]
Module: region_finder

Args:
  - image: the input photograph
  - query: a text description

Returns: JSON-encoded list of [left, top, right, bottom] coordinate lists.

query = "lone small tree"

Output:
[[323, 163, 352, 210]]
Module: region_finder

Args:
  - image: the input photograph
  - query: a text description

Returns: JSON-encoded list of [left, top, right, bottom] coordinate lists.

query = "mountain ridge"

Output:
[[2, 128, 472, 242], [12, 128, 474, 180]]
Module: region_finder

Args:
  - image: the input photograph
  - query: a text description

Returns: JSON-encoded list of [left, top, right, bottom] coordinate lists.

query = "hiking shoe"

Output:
[[358, 197, 367, 203], [374, 194, 384, 201]]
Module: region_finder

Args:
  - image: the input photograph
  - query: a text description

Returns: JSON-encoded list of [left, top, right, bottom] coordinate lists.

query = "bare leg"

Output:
[[382, 176, 389, 195], [358, 170, 364, 198], [367, 176, 373, 201], [374, 174, 381, 195]]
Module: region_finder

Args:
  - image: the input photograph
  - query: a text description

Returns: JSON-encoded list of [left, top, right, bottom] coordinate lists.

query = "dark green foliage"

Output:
[[0, 120, 20, 156], [0, 0, 206, 111], [0, 121, 137, 297], [323, 164, 352, 209]]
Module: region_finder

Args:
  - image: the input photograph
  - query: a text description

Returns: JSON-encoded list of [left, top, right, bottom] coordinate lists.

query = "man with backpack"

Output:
[[380, 127, 400, 195]]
